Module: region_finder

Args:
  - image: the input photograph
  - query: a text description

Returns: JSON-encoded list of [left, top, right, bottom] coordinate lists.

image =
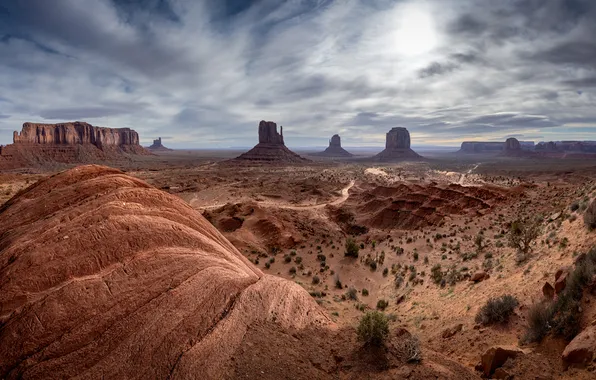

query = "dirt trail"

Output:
[[458, 163, 480, 185], [196, 180, 355, 211]]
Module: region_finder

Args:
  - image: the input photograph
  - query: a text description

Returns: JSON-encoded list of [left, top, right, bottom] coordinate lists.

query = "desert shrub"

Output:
[[284, 255, 292, 263], [264, 262, 270, 269], [295, 256, 302, 264], [357, 311, 389, 346], [289, 266, 297, 275], [346, 287, 358, 300], [394, 274, 404, 288], [335, 274, 343, 289], [312, 275, 320, 285], [317, 254, 326, 262], [362, 288, 369, 296], [376, 299, 389, 310], [345, 238, 360, 258], [475, 295, 519, 325], [369, 261, 377, 271], [413, 252, 419, 261], [382, 267, 388, 277], [584, 200, 596, 230], [395, 335, 422, 363], [431, 264, 442, 284], [475, 234, 484, 252], [508, 217, 541, 258], [570, 201, 580, 212], [523, 301, 553, 343]]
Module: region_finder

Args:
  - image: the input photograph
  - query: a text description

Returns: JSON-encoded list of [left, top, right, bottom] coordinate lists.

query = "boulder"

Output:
[[562, 325, 596, 368], [493, 367, 512, 379], [542, 282, 555, 299], [441, 324, 463, 339], [480, 346, 527, 377], [555, 268, 569, 294], [470, 271, 489, 282]]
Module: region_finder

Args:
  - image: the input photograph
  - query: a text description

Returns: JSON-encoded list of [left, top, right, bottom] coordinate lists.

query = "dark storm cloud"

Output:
[[0, 0, 595, 147]]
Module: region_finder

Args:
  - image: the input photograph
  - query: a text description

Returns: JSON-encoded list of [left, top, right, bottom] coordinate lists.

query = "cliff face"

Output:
[[13, 122, 140, 147]]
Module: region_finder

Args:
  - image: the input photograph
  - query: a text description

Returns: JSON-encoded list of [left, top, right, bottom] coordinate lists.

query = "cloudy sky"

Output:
[[0, 0, 595, 148]]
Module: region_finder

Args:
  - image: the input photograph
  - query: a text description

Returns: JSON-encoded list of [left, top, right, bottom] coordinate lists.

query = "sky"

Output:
[[0, 0, 595, 149]]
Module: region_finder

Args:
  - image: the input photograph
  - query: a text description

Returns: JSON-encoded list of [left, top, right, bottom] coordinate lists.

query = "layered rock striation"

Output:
[[0, 166, 477, 379], [0, 121, 149, 169], [13, 122, 139, 147], [373, 127, 422, 161], [235, 120, 308, 162], [313, 134, 353, 157]]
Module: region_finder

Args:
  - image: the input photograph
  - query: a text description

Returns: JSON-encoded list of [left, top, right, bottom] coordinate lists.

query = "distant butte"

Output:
[[313, 134, 353, 157], [373, 127, 422, 161], [0, 121, 150, 169], [234, 120, 309, 162], [148, 137, 172, 151]]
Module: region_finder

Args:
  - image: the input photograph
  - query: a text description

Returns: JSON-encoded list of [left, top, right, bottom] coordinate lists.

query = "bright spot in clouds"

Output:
[[393, 4, 438, 57]]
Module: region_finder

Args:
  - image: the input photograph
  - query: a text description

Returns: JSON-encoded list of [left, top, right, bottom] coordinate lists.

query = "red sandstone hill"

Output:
[[0, 166, 477, 379], [0, 122, 150, 170]]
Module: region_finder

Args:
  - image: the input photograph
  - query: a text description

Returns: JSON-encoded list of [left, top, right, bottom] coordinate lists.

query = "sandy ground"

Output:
[[2, 151, 596, 378]]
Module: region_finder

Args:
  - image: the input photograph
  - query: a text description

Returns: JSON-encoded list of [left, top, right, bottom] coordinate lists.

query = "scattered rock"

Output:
[[549, 212, 561, 221], [493, 367, 512, 379], [470, 271, 489, 282], [442, 324, 463, 339], [562, 325, 596, 368], [542, 282, 555, 299], [396, 294, 405, 304], [555, 270, 568, 294], [480, 346, 527, 377]]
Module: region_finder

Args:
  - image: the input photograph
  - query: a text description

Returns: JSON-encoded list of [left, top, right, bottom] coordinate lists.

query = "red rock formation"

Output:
[[235, 120, 308, 163], [0, 121, 149, 169], [312, 134, 354, 157], [0, 166, 477, 379], [13, 121, 140, 147], [148, 137, 172, 151], [373, 127, 422, 161]]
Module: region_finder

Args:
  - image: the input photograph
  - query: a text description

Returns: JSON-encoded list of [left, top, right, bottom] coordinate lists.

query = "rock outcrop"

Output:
[[235, 120, 308, 163], [0, 121, 149, 169], [148, 137, 172, 151], [459, 140, 535, 154], [562, 325, 596, 368], [312, 134, 353, 157], [13, 121, 139, 146], [0, 165, 477, 380], [373, 127, 422, 161]]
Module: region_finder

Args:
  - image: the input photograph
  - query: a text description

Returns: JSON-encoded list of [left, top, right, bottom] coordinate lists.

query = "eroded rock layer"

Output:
[[0, 166, 477, 380], [0, 122, 149, 169]]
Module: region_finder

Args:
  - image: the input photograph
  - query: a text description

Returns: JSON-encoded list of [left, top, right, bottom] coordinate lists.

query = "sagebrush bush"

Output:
[[376, 299, 389, 310], [584, 200, 596, 230], [523, 301, 553, 343], [357, 311, 389, 346], [524, 248, 596, 342], [475, 295, 519, 325], [345, 238, 360, 257]]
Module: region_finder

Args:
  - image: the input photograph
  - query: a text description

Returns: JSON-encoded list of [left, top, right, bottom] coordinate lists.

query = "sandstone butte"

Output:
[[312, 134, 354, 157], [0, 121, 149, 169], [235, 120, 309, 163], [373, 127, 422, 161], [148, 137, 172, 151], [0, 165, 477, 380]]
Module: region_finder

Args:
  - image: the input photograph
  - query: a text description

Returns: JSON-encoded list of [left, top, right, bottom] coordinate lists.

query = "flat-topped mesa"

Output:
[[13, 121, 140, 148], [505, 137, 521, 151], [313, 134, 353, 157], [373, 127, 422, 161], [258, 121, 285, 145], [235, 120, 308, 163]]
